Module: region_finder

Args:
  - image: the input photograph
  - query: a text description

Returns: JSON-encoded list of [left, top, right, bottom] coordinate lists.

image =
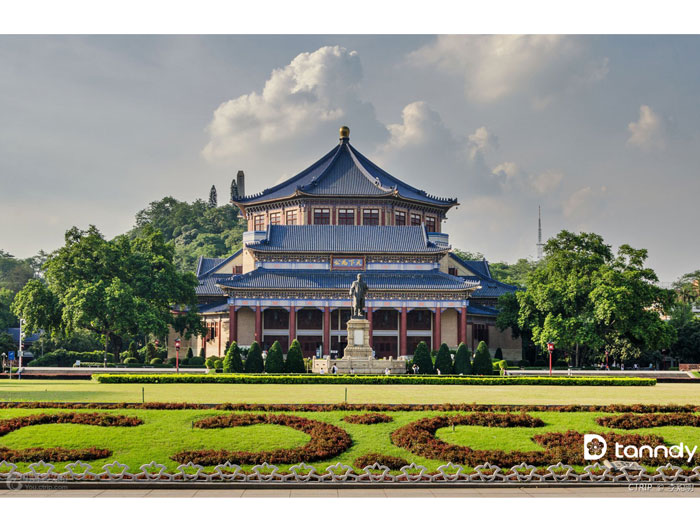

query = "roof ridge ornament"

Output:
[[339, 126, 350, 142]]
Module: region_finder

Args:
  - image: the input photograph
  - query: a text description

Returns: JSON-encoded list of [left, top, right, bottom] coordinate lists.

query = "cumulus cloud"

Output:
[[491, 162, 563, 195], [468, 126, 498, 159], [408, 35, 608, 105], [627, 104, 665, 149], [202, 46, 384, 162]]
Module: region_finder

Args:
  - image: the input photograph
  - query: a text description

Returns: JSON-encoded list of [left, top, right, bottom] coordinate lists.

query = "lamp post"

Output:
[[18, 318, 25, 380], [605, 350, 609, 370], [175, 338, 181, 373], [547, 342, 555, 376]]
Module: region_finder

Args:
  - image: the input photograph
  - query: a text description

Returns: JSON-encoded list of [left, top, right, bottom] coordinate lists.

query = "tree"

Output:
[[11, 225, 202, 361], [285, 339, 306, 373], [452, 249, 484, 261], [265, 341, 285, 373], [244, 341, 264, 373], [472, 341, 493, 375], [0, 332, 15, 355], [673, 270, 700, 306], [0, 251, 35, 293], [494, 348, 503, 360], [453, 342, 472, 374], [434, 343, 453, 374], [514, 230, 674, 367], [208, 185, 218, 208], [144, 342, 157, 363], [0, 288, 17, 331], [127, 341, 139, 361], [186, 347, 194, 360], [223, 341, 244, 373], [412, 341, 433, 374], [490, 258, 539, 288], [669, 303, 700, 363]]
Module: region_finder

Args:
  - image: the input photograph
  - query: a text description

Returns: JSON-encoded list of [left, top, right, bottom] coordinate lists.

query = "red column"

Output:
[[218, 319, 222, 356], [400, 306, 408, 356], [289, 305, 296, 343], [434, 308, 441, 351], [461, 305, 468, 345], [367, 307, 373, 348], [228, 305, 237, 343], [323, 306, 330, 355], [255, 305, 262, 344]]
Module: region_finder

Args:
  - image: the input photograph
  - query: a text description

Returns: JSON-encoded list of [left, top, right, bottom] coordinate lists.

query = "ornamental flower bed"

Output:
[[596, 413, 700, 429], [0, 446, 111, 463], [171, 413, 352, 466], [94, 373, 656, 387], [354, 453, 408, 470], [343, 413, 394, 424]]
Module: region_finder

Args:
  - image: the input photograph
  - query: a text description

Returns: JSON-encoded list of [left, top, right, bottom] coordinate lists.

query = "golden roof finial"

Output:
[[339, 126, 350, 140]]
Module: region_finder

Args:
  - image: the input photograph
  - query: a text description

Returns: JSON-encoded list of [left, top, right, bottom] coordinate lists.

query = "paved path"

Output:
[[1, 487, 697, 498]]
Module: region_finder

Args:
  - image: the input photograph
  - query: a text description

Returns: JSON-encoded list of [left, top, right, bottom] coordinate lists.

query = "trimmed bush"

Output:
[[214, 359, 224, 370], [223, 341, 244, 373], [29, 350, 114, 367], [343, 413, 394, 424], [143, 342, 156, 363], [199, 348, 205, 359], [517, 359, 530, 368], [188, 356, 205, 367], [186, 348, 194, 360], [123, 357, 139, 365], [94, 373, 656, 386], [434, 343, 453, 375], [354, 453, 407, 471], [597, 413, 700, 429], [244, 342, 264, 373], [453, 342, 472, 375], [127, 341, 139, 361], [205, 356, 217, 369], [265, 341, 285, 374], [494, 347, 503, 360], [492, 360, 508, 372], [412, 341, 433, 374], [472, 341, 493, 375], [285, 339, 306, 373], [149, 357, 163, 365]]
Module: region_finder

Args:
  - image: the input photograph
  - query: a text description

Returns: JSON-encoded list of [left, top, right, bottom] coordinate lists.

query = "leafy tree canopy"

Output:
[[11, 225, 202, 359], [672, 270, 700, 306], [489, 258, 540, 287]]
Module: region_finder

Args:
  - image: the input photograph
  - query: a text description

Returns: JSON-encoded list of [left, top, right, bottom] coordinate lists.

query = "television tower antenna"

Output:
[[537, 205, 544, 260]]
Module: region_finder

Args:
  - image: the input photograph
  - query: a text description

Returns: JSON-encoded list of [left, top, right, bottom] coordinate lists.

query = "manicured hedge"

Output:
[[29, 350, 115, 367], [94, 373, 656, 386], [354, 453, 408, 470], [0, 446, 111, 463], [342, 413, 394, 424], [171, 413, 352, 466], [597, 413, 700, 429]]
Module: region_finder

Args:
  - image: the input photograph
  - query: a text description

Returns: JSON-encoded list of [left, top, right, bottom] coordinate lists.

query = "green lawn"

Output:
[[2, 407, 700, 474], [1, 379, 699, 405]]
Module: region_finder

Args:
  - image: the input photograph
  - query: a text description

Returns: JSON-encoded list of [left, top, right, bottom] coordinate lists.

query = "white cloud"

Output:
[[202, 46, 383, 161], [530, 170, 564, 194], [382, 101, 454, 151], [627, 104, 665, 149], [468, 126, 498, 159], [408, 35, 607, 104], [563, 185, 607, 221]]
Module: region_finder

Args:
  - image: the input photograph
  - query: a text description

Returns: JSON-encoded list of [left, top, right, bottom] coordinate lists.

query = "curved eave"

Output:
[[216, 283, 481, 293]]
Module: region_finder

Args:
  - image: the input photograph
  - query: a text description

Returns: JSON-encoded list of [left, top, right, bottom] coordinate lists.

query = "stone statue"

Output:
[[349, 273, 368, 319]]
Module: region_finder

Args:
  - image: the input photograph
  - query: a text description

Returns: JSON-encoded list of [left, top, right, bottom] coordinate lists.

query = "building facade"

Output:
[[169, 127, 522, 361]]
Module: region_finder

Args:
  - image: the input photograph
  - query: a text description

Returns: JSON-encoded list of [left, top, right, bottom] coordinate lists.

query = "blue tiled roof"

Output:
[[196, 273, 229, 296], [196, 250, 242, 278], [249, 225, 446, 253], [467, 304, 500, 317], [198, 301, 229, 314], [218, 269, 479, 291], [234, 139, 457, 207], [449, 253, 517, 298], [449, 252, 491, 279]]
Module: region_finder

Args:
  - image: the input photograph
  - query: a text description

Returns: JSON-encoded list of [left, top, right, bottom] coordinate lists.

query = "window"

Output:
[[285, 210, 297, 225], [234, 265, 243, 275], [448, 267, 458, 276], [425, 216, 437, 232], [313, 208, 330, 224], [410, 213, 422, 226], [394, 211, 406, 226], [254, 215, 265, 230], [474, 324, 489, 347], [269, 212, 281, 225], [338, 208, 355, 225], [363, 208, 380, 225]]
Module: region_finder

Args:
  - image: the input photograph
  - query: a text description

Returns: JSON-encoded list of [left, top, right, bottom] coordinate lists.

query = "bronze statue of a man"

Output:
[[349, 273, 368, 318]]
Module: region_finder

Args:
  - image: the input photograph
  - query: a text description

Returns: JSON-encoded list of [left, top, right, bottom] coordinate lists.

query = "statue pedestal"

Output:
[[343, 318, 372, 359]]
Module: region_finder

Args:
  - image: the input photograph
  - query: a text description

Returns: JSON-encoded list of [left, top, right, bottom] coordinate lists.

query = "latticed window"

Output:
[[410, 213, 422, 226], [394, 211, 406, 226], [254, 215, 265, 230], [338, 208, 355, 225], [314, 208, 330, 224], [269, 212, 281, 225], [363, 208, 380, 225], [425, 216, 437, 232], [286, 210, 297, 225]]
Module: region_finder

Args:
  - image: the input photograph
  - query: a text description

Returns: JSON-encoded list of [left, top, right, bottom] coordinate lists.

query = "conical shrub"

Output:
[[285, 339, 306, 373], [434, 343, 453, 374], [472, 340, 493, 375], [265, 340, 285, 373], [223, 341, 243, 373], [453, 342, 472, 375], [244, 341, 264, 373], [412, 341, 434, 374]]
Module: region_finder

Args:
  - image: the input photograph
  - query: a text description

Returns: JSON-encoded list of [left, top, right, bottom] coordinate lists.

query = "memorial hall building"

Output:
[[174, 127, 522, 361]]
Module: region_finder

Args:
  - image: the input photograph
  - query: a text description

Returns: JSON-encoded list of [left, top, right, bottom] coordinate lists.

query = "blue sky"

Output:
[[1, 35, 698, 282]]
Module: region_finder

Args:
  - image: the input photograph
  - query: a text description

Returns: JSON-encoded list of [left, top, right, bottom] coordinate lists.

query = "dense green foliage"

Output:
[[284, 339, 306, 373], [30, 350, 115, 367], [129, 197, 245, 272], [672, 270, 700, 306], [489, 258, 539, 287], [472, 341, 493, 375], [244, 342, 264, 373], [505, 231, 675, 367], [265, 341, 285, 373], [11, 225, 203, 360], [94, 373, 656, 386], [0, 250, 39, 331], [223, 341, 244, 373], [453, 343, 472, 375], [434, 343, 453, 374], [412, 341, 433, 374], [669, 303, 700, 363]]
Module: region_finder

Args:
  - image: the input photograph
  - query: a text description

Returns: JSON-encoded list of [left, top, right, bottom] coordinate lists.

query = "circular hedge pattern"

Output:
[[171, 413, 352, 466], [354, 453, 408, 470], [597, 413, 700, 429], [0, 412, 143, 463], [343, 413, 393, 425]]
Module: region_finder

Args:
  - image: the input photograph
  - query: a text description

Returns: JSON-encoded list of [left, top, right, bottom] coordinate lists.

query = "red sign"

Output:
[[547, 343, 554, 352], [175, 340, 181, 349]]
